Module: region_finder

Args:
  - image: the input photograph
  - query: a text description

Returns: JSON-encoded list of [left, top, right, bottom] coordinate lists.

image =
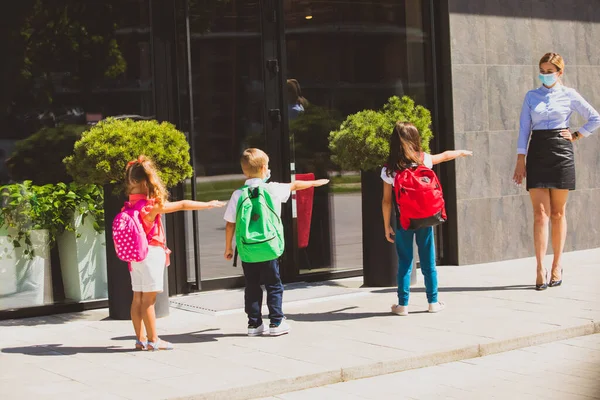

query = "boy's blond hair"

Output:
[[241, 148, 269, 177]]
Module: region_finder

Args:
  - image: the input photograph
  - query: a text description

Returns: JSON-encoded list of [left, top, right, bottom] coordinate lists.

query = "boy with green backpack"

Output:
[[223, 148, 329, 336]]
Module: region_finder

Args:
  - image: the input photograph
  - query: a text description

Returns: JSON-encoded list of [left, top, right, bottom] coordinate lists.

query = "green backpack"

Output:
[[235, 185, 285, 263]]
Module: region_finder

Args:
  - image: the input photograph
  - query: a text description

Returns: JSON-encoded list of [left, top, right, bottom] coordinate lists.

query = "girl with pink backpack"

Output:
[[118, 156, 225, 351]]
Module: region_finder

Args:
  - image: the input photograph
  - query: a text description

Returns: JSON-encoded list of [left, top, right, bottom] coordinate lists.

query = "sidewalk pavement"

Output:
[[1, 249, 599, 400], [256, 334, 600, 400]]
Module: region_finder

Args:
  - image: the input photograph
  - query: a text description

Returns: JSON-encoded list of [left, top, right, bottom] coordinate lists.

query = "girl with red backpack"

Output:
[[122, 156, 225, 350], [381, 122, 472, 316]]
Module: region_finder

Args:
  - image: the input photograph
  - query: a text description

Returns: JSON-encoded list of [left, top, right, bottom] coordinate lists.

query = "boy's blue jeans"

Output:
[[394, 226, 438, 306], [241, 259, 284, 327]]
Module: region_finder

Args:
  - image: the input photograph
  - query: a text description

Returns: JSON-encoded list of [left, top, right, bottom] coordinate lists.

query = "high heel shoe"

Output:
[[549, 268, 563, 287], [535, 269, 549, 291]]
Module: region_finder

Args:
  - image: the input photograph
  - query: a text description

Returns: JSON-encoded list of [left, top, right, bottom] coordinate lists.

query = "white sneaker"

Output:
[[391, 304, 408, 316], [428, 301, 446, 313], [269, 319, 291, 336], [248, 323, 268, 336]]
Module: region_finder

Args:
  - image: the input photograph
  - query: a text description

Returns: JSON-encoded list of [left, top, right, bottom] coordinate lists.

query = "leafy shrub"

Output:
[[328, 96, 433, 171], [6, 124, 87, 184], [63, 118, 193, 187], [0, 182, 104, 257]]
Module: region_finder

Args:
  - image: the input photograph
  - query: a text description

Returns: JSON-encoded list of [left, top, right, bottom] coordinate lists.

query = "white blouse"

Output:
[[380, 153, 434, 185]]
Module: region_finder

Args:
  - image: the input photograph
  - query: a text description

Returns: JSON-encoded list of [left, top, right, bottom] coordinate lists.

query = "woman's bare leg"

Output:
[[549, 189, 569, 282], [529, 189, 551, 285]]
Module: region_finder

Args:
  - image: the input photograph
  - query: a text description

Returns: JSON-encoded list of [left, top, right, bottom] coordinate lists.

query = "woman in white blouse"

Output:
[[513, 52, 600, 290]]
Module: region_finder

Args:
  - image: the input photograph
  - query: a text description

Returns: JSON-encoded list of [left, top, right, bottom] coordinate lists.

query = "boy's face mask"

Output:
[[263, 168, 271, 182]]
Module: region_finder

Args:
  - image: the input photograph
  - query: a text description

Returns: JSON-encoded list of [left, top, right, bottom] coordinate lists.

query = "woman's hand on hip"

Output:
[[560, 129, 575, 141], [385, 225, 395, 243], [513, 158, 526, 186]]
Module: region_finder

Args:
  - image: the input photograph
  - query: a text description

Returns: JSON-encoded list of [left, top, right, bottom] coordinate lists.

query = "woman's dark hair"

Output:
[[386, 121, 422, 176], [286, 79, 308, 107]]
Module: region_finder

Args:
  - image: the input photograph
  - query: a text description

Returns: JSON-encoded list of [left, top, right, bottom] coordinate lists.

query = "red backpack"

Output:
[[393, 155, 447, 230]]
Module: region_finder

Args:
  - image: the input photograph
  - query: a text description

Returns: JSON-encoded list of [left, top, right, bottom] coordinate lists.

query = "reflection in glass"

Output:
[[0, 0, 154, 310], [188, 1, 265, 281], [283, 0, 432, 273]]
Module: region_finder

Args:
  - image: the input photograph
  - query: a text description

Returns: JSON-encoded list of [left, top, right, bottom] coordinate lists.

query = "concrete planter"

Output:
[[57, 213, 107, 302], [0, 229, 52, 309]]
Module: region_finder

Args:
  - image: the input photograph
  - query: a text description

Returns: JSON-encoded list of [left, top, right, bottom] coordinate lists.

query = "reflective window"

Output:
[[0, 0, 153, 310]]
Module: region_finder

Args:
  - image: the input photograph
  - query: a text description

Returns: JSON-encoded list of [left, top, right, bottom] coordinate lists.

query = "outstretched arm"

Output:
[[290, 179, 330, 191], [146, 200, 225, 221], [431, 150, 472, 165]]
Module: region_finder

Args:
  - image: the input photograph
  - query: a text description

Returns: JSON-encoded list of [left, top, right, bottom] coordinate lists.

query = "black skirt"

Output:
[[526, 128, 575, 191]]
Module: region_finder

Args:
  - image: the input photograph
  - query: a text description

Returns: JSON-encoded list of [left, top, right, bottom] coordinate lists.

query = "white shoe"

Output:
[[248, 323, 268, 336], [269, 319, 291, 336], [428, 301, 446, 313], [391, 304, 408, 316]]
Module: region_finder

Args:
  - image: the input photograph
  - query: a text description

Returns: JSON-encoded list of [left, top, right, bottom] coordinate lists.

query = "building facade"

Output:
[[1, 0, 598, 318]]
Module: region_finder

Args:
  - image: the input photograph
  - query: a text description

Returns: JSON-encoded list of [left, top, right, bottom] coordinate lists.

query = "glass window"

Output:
[[0, 0, 154, 310], [283, 0, 433, 273], [187, 1, 266, 281]]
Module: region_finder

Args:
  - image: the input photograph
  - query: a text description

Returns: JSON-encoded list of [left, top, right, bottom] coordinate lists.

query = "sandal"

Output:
[[147, 339, 174, 351], [135, 340, 148, 351]]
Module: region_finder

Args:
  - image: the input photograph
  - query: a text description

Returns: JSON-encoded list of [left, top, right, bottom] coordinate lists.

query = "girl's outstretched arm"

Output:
[[431, 150, 472, 165], [146, 200, 225, 221]]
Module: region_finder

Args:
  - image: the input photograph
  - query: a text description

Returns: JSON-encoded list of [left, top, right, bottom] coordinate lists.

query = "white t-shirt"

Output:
[[223, 178, 291, 223], [380, 153, 433, 185]]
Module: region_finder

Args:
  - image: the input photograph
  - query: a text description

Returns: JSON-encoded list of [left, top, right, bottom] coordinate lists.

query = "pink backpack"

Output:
[[112, 200, 150, 264]]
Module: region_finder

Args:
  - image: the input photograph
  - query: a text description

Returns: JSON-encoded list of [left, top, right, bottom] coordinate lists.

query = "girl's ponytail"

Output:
[[125, 155, 168, 206]]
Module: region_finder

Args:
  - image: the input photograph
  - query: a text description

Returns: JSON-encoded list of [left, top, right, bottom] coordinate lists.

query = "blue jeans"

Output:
[[394, 226, 438, 306], [241, 259, 284, 327]]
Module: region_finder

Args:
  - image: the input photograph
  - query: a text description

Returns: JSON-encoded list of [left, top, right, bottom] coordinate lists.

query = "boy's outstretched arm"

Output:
[[224, 222, 236, 260], [431, 150, 473, 165], [290, 179, 330, 192]]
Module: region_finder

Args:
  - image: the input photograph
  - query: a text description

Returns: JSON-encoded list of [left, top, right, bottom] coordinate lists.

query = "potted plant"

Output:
[[0, 181, 54, 308], [328, 96, 433, 286], [63, 117, 193, 319], [54, 183, 107, 302]]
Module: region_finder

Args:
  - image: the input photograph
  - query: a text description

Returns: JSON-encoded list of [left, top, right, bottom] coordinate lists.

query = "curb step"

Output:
[[172, 321, 599, 400]]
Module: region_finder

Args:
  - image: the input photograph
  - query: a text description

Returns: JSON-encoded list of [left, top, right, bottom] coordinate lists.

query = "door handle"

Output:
[[269, 109, 281, 124], [266, 59, 280, 75]]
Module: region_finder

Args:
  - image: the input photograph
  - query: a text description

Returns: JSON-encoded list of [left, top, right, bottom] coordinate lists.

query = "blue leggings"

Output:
[[394, 226, 438, 306]]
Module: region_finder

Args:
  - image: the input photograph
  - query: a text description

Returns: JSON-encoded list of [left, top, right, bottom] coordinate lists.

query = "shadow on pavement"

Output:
[[371, 285, 533, 294], [112, 328, 248, 344], [285, 306, 413, 322], [1, 344, 136, 356]]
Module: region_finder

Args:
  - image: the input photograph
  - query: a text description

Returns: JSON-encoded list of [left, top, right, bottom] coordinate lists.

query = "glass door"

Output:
[[281, 0, 436, 276], [183, 0, 287, 288]]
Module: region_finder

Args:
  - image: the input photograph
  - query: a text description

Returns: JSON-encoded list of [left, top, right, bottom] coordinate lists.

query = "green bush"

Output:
[[0, 181, 104, 257], [289, 104, 343, 172], [6, 124, 87, 184], [63, 118, 193, 187], [328, 96, 433, 171]]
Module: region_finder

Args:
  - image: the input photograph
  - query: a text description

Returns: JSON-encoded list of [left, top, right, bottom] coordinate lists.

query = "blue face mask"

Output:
[[539, 73, 558, 86], [263, 169, 271, 182]]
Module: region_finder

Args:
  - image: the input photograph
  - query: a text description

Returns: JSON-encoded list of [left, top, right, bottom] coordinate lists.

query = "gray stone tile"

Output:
[[575, 133, 600, 191], [484, 1, 533, 65], [575, 66, 600, 123], [452, 65, 488, 133], [454, 131, 491, 200], [448, 0, 486, 15], [565, 189, 600, 252], [487, 66, 533, 131], [456, 198, 493, 265], [449, 13, 486, 65], [575, 4, 600, 65], [531, 1, 578, 66], [488, 131, 523, 197]]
